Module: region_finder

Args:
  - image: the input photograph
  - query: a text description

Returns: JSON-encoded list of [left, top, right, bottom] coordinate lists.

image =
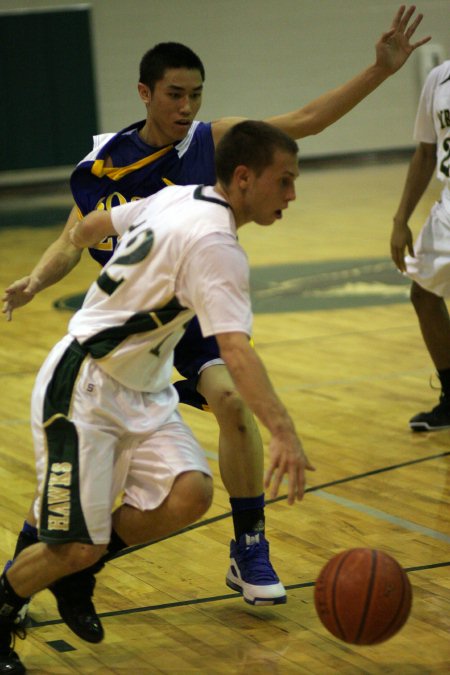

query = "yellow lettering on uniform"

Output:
[[47, 486, 70, 504], [49, 471, 71, 486], [105, 192, 128, 211], [94, 237, 115, 251], [51, 462, 71, 474], [47, 463, 72, 530], [50, 502, 71, 518], [47, 516, 69, 531], [91, 192, 142, 250], [94, 199, 106, 211]]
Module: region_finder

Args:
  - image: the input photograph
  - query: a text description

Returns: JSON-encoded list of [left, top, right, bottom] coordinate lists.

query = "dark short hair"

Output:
[[139, 42, 205, 91], [215, 121, 299, 186]]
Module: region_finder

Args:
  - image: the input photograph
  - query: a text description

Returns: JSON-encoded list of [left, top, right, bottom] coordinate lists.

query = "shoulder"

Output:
[[76, 121, 145, 165], [424, 61, 450, 90], [175, 121, 214, 158], [210, 117, 248, 147]]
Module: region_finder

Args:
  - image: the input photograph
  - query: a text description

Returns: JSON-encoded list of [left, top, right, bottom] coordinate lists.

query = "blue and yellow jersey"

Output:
[[70, 120, 216, 266]]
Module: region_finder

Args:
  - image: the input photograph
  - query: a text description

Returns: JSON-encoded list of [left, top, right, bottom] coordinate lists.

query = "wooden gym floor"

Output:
[[0, 158, 449, 673]]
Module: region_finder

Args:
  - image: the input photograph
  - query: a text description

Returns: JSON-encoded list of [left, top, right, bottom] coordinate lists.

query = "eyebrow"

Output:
[[166, 84, 203, 92]]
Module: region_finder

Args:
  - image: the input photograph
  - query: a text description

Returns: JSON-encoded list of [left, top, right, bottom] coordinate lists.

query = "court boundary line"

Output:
[[109, 449, 450, 560], [32, 560, 450, 628], [27, 449, 449, 629]]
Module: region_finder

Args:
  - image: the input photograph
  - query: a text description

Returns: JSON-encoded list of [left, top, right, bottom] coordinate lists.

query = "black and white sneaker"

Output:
[[409, 395, 450, 432], [0, 616, 26, 674]]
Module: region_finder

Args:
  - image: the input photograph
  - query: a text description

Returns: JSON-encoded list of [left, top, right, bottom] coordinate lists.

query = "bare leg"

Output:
[[196, 365, 285, 604], [410, 281, 450, 370], [197, 364, 264, 498], [112, 470, 213, 546], [6, 542, 106, 599]]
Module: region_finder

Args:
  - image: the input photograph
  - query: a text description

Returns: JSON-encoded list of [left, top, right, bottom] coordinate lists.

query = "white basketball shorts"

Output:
[[405, 201, 450, 298], [31, 335, 212, 545]]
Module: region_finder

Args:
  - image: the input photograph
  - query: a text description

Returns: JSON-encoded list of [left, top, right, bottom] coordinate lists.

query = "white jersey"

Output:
[[414, 60, 450, 214], [68, 184, 252, 392]]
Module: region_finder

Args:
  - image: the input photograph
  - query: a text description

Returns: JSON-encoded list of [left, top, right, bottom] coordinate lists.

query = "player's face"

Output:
[[244, 150, 299, 226], [145, 68, 203, 146]]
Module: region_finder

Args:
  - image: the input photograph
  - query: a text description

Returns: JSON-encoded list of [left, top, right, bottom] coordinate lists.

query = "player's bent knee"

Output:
[[173, 471, 213, 521], [211, 387, 251, 424]]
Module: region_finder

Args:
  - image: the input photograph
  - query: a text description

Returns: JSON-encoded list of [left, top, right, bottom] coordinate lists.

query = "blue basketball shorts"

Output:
[[173, 316, 224, 411]]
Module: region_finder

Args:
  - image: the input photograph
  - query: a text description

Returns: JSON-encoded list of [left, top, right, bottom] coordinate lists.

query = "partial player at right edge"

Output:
[[391, 59, 450, 431]]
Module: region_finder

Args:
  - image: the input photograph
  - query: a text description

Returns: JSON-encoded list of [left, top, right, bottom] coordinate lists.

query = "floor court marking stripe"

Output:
[[27, 451, 450, 630], [32, 561, 450, 628], [314, 489, 450, 543], [108, 450, 449, 560]]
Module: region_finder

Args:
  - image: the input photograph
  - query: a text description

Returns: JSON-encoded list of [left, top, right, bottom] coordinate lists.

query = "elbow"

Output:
[[297, 113, 329, 137]]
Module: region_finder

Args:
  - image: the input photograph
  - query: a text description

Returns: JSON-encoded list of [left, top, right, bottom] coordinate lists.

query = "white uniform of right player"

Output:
[[405, 60, 450, 296], [32, 185, 253, 545]]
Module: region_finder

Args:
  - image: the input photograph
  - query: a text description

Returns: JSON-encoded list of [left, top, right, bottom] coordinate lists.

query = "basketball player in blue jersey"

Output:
[[2, 4, 429, 648]]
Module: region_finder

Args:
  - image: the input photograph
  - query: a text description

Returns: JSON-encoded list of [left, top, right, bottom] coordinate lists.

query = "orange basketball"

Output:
[[314, 548, 412, 645]]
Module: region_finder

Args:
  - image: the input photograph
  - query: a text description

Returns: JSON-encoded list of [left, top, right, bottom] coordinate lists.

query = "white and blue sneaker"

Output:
[[226, 533, 287, 605]]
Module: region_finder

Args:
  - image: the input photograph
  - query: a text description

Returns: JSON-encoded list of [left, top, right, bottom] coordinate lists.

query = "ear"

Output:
[[138, 82, 151, 104], [234, 165, 251, 190]]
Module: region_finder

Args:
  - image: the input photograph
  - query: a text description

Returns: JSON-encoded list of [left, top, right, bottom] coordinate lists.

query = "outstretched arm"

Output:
[[2, 205, 82, 321], [215, 331, 315, 504], [391, 141, 436, 272], [212, 5, 431, 144], [69, 210, 117, 249]]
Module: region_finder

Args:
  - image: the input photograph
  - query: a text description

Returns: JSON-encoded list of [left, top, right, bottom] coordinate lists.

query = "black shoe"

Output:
[[2, 563, 30, 631], [49, 569, 104, 643], [0, 617, 26, 674], [409, 394, 450, 432]]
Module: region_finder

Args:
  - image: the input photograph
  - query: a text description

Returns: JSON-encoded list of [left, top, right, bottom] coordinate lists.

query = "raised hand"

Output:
[[375, 5, 431, 74]]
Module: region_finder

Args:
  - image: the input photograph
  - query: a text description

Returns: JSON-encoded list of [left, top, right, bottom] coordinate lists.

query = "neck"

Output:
[[138, 122, 171, 148], [214, 183, 244, 228]]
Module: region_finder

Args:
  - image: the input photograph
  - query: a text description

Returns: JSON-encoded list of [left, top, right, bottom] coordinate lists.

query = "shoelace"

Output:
[[239, 540, 278, 582]]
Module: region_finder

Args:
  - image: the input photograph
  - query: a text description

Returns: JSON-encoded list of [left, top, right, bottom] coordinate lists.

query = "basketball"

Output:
[[314, 548, 412, 645]]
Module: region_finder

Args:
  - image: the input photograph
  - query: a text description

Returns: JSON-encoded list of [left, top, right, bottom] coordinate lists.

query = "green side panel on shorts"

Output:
[[43, 340, 87, 422], [40, 340, 92, 544], [41, 416, 91, 544]]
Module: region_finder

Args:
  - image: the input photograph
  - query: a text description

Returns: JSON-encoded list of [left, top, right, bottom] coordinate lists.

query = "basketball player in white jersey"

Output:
[[0, 121, 313, 674], [2, 4, 430, 648], [391, 60, 450, 431]]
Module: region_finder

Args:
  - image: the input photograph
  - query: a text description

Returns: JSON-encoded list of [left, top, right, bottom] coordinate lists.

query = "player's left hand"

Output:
[[264, 430, 315, 505], [375, 5, 431, 74], [2, 276, 37, 320]]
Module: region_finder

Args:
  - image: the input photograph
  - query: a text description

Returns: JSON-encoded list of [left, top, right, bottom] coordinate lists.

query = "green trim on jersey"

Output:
[[83, 296, 187, 360], [193, 185, 230, 208]]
